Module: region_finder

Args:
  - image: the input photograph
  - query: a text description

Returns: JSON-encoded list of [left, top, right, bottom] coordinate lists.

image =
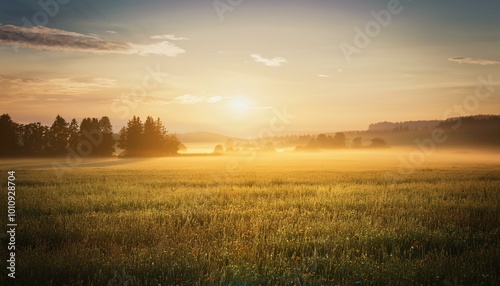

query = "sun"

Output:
[[225, 96, 256, 119], [231, 98, 249, 111]]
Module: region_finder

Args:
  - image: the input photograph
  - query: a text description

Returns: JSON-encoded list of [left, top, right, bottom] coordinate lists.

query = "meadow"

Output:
[[1, 150, 499, 285]]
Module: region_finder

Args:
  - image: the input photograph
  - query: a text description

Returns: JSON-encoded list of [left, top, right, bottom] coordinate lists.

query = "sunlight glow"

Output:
[[232, 99, 247, 110], [228, 96, 256, 117]]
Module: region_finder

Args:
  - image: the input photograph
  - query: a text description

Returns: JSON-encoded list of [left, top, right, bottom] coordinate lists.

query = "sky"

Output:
[[1, 0, 499, 137]]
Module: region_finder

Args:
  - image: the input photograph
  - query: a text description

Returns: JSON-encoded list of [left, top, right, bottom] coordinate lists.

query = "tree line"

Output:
[[296, 132, 388, 150], [0, 114, 115, 157], [0, 114, 181, 157], [118, 115, 181, 156]]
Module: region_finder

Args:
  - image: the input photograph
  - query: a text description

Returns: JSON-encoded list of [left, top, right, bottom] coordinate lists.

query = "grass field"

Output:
[[1, 151, 500, 285]]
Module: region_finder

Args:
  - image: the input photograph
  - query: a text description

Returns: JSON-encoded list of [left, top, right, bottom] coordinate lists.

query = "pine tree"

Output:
[[119, 115, 180, 156], [20, 122, 49, 155], [79, 117, 100, 156], [48, 115, 70, 155], [0, 114, 19, 156], [124, 116, 143, 156], [68, 119, 80, 151], [98, 116, 115, 156]]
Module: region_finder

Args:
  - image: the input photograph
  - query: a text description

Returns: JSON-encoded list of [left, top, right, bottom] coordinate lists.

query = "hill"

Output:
[[368, 120, 442, 132], [274, 115, 500, 152]]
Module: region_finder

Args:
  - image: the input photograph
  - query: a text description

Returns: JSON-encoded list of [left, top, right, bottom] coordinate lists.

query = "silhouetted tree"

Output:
[[154, 117, 180, 155], [19, 122, 49, 155], [123, 116, 143, 155], [119, 115, 180, 156], [213, 144, 224, 154], [369, 138, 388, 148], [352, 137, 362, 148], [332, 132, 347, 148], [48, 115, 70, 155], [0, 114, 20, 156], [118, 127, 127, 150], [98, 116, 115, 156], [163, 133, 181, 155], [143, 116, 164, 153], [1, 114, 118, 157], [80, 118, 100, 134], [79, 117, 100, 156], [68, 119, 80, 151], [316, 134, 330, 147], [178, 143, 187, 153], [77, 117, 115, 156]]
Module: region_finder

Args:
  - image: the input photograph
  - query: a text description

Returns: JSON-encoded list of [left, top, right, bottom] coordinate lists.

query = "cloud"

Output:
[[448, 57, 500, 65], [206, 96, 223, 103], [0, 74, 117, 100], [171, 95, 229, 105], [318, 69, 342, 78], [106, 30, 116, 34], [137, 94, 229, 106], [0, 25, 185, 57], [151, 34, 189, 41], [251, 54, 287, 67], [174, 94, 205, 104], [129, 41, 185, 57]]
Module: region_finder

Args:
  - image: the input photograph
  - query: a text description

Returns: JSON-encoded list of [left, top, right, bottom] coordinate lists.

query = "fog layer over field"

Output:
[[1, 148, 498, 172]]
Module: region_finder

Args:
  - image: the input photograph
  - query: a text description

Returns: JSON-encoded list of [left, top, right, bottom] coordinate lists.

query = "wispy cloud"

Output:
[[172, 95, 228, 105], [0, 25, 185, 57], [206, 96, 223, 103], [133, 94, 229, 106], [151, 34, 189, 41], [251, 54, 287, 67], [106, 30, 116, 34], [318, 69, 342, 78], [174, 94, 205, 104], [0, 74, 117, 101], [129, 42, 185, 56], [448, 57, 500, 65]]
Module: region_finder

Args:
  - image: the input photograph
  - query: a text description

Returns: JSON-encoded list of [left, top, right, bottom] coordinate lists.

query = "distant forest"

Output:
[[368, 115, 500, 133], [364, 115, 500, 148], [0, 114, 181, 157], [233, 115, 500, 152], [294, 132, 388, 151], [286, 115, 500, 151], [1, 114, 499, 157]]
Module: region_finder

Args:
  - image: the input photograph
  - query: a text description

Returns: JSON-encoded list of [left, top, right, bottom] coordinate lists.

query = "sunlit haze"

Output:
[[1, 0, 499, 137]]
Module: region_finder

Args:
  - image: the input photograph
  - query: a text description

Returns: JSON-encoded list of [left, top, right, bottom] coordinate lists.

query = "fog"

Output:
[[1, 147, 498, 172]]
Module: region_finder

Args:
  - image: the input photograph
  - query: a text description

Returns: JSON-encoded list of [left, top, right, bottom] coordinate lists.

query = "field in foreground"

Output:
[[1, 151, 500, 285]]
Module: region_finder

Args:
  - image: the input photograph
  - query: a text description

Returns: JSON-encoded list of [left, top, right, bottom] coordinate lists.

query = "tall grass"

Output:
[[1, 157, 499, 285]]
